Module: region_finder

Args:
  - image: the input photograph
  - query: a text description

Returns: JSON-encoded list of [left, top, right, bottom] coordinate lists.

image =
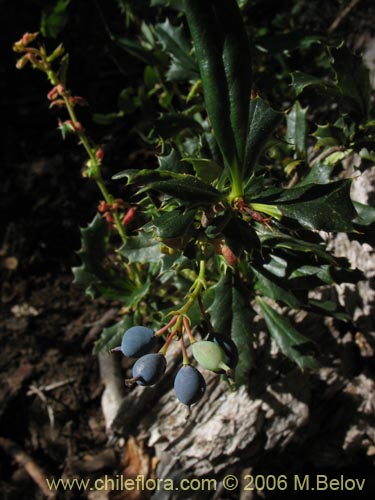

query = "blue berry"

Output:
[[174, 365, 206, 408], [207, 333, 239, 370], [120, 326, 156, 358], [130, 353, 167, 386]]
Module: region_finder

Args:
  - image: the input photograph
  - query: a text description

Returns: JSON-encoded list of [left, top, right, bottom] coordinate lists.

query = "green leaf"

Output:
[[144, 65, 159, 89], [112, 168, 176, 183], [251, 266, 301, 309], [72, 215, 150, 305], [159, 149, 193, 174], [116, 37, 157, 65], [244, 97, 283, 175], [261, 234, 336, 265], [275, 180, 356, 231], [211, 0, 253, 164], [181, 157, 223, 183], [152, 113, 203, 139], [119, 233, 163, 263], [208, 270, 254, 385], [41, 0, 70, 38], [299, 162, 334, 186], [311, 123, 346, 149], [184, 0, 238, 169], [289, 265, 333, 285], [330, 45, 371, 121], [222, 217, 260, 255], [286, 101, 308, 158], [257, 297, 319, 370], [153, 209, 196, 239], [93, 316, 133, 354], [290, 71, 340, 98], [154, 19, 198, 81], [145, 176, 223, 204], [353, 201, 375, 226]]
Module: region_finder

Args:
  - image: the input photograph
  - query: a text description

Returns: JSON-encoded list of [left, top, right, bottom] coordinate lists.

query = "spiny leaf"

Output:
[[244, 97, 283, 175], [257, 297, 319, 370], [286, 101, 308, 158], [145, 176, 223, 204], [276, 180, 356, 231], [208, 270, 254, 385], [72, 215, 150, 305], [120, 233, 163, 263], [152, 208, 196, 239], [93, 316, 133, 354], [154, 19, 198, 81]]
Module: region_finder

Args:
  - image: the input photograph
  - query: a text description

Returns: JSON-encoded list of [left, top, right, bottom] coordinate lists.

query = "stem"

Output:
[[154, 315, 178, 337], [183, 317, 195, 345], [159, 330, 178, 356], [197, 295, 214, 334], [229, 160, 244, 201], [168, 260, 207, 342], [47, 64, 128, 245], [180, 336, 190, 365]]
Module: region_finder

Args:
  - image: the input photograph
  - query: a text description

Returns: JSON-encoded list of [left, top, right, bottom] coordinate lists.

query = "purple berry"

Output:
[[120, 326, 156, 358], [174, 365, 206, 407], [131, 353, 166, 386]]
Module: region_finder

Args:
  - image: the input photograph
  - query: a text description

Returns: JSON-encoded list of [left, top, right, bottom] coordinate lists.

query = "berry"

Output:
[[120, 326, 156, 358], [129, 353, 167, 386], [174, 365, 206, 408], [192, 340, 231, 374], [207, 333, 239, 371]]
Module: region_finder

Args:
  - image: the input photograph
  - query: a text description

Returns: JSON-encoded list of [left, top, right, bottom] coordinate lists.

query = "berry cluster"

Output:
[[112, 322, 239, 412]]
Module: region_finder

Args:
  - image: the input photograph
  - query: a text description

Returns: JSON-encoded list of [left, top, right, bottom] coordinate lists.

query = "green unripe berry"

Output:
[[192, 340, 231, 374]]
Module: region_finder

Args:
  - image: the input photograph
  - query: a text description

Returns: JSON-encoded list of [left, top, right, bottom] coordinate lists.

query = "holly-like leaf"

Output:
[[276, 180, 356, 231], [181, 158, 223, 183], [153, 208, 196, 239], [159, 149, 192, 174], [116, 37, 157, 65], [286, 101, 308, 158], [311, 122, 346, 149], [184, 1, 239, 170], [257, 297, 319, 370], [211, 0, 253, 164], [72, 215, 150, 305], [251, 266, 301, 309], [112, 168, 176, 183], [208, 270, 254, 385], [330, 45, 371, 121], [244, 97, 283, 176], [299, 162, 334, 186], [145, 176, 223, 204], [290, 71, 340, 98], [93, 316, 133, 354], [41, 0, 70, 38], [260, 233, 336, 264], [152, 113, 203, 139], [353, 201, 375, 226], [120, 232, 163, 263], [155, 19, 198, 81]]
